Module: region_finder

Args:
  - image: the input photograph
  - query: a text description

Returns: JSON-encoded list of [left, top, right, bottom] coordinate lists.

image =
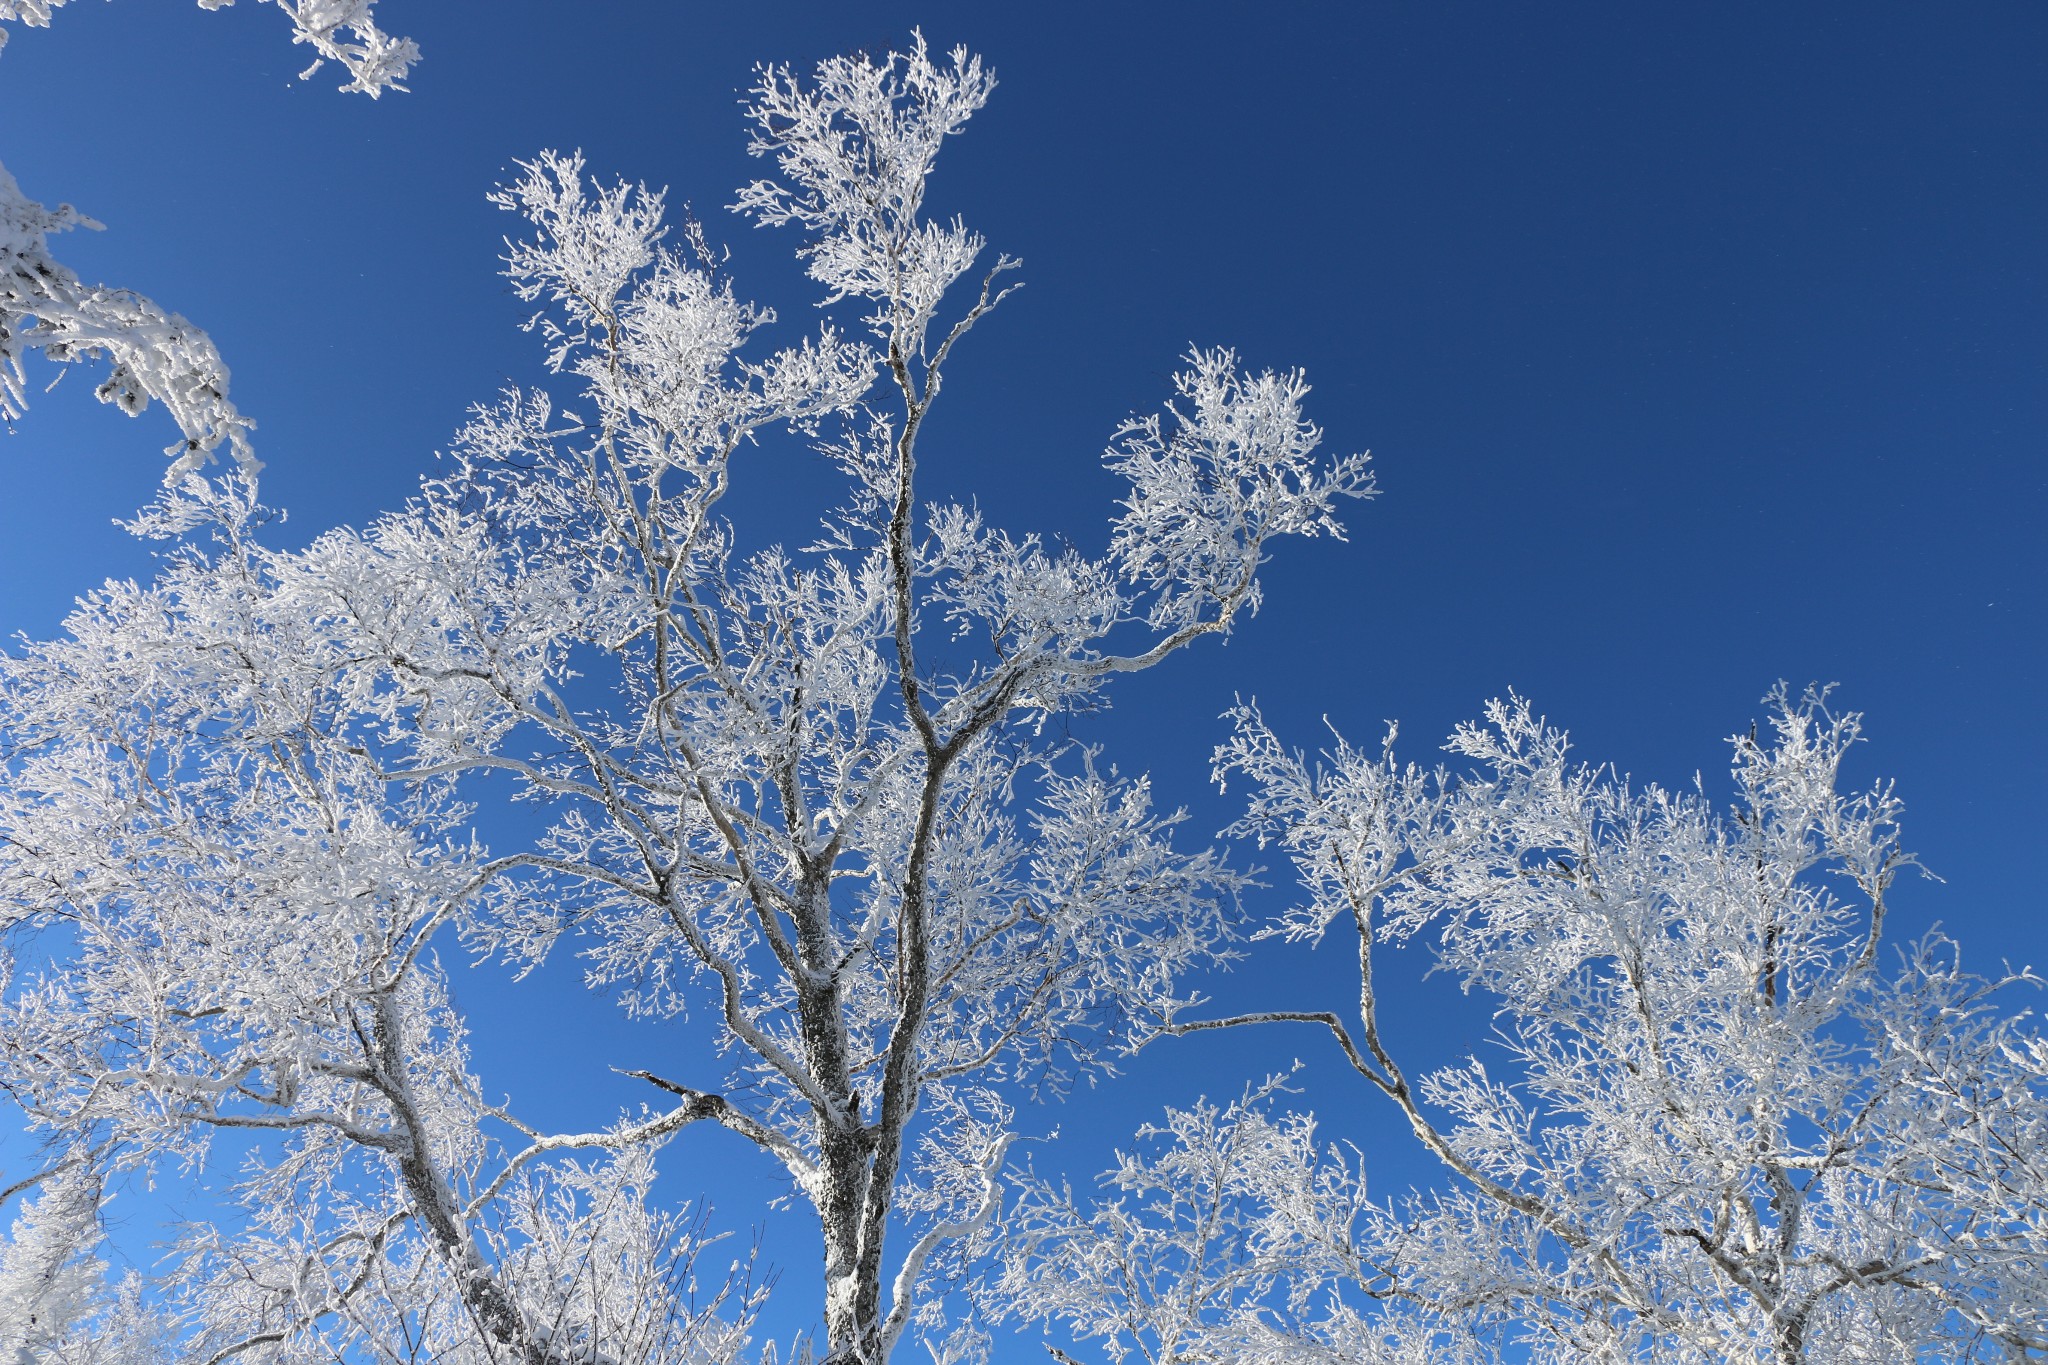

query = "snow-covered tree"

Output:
[[0, 1153, 173, 1365], [0, 1163, 110, 1360], [999, 689, 2048, 1363], [0, 37, 1373, 1364]]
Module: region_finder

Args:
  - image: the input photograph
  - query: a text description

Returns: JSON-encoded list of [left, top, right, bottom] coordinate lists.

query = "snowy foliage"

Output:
[[0, 163, 255, 477], [0, 1158, 172, 1365], [0, 1165, 110, 1361], [1001, 690, 2048, 1363], [0, 38, 1370, 1364]]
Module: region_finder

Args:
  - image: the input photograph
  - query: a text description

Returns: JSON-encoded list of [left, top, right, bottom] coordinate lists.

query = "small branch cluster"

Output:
[[1, 163, 255, 476]]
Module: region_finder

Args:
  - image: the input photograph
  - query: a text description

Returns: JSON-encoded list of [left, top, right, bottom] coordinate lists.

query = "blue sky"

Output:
[[2, 1, 2045, 1353]]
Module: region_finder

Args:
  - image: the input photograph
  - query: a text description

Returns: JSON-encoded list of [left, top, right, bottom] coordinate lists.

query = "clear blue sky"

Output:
[[2, 1, 2045, 1353]]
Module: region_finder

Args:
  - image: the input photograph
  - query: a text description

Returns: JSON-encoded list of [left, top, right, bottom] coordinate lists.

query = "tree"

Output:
[[0, 1162, 110, 1361], [0, 36, 1373, 1364], [3, 8, 410, 1355], [0, 1154, 172, 1365], [996, 689, 2048, 1363]]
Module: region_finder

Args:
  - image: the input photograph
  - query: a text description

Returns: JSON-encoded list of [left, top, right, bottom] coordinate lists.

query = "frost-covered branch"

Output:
[[0, 0, 418, 96], [1, 164, 256, 476]]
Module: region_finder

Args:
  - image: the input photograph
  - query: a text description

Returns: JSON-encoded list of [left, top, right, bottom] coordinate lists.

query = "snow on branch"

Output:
[[1108, 348, 1377, 637], [1, 163, 257, 477], [735, 31, 995, 355]]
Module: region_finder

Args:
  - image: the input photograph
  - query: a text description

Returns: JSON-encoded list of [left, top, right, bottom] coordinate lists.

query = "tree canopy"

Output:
[[0, 9, 2043, 1364]]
